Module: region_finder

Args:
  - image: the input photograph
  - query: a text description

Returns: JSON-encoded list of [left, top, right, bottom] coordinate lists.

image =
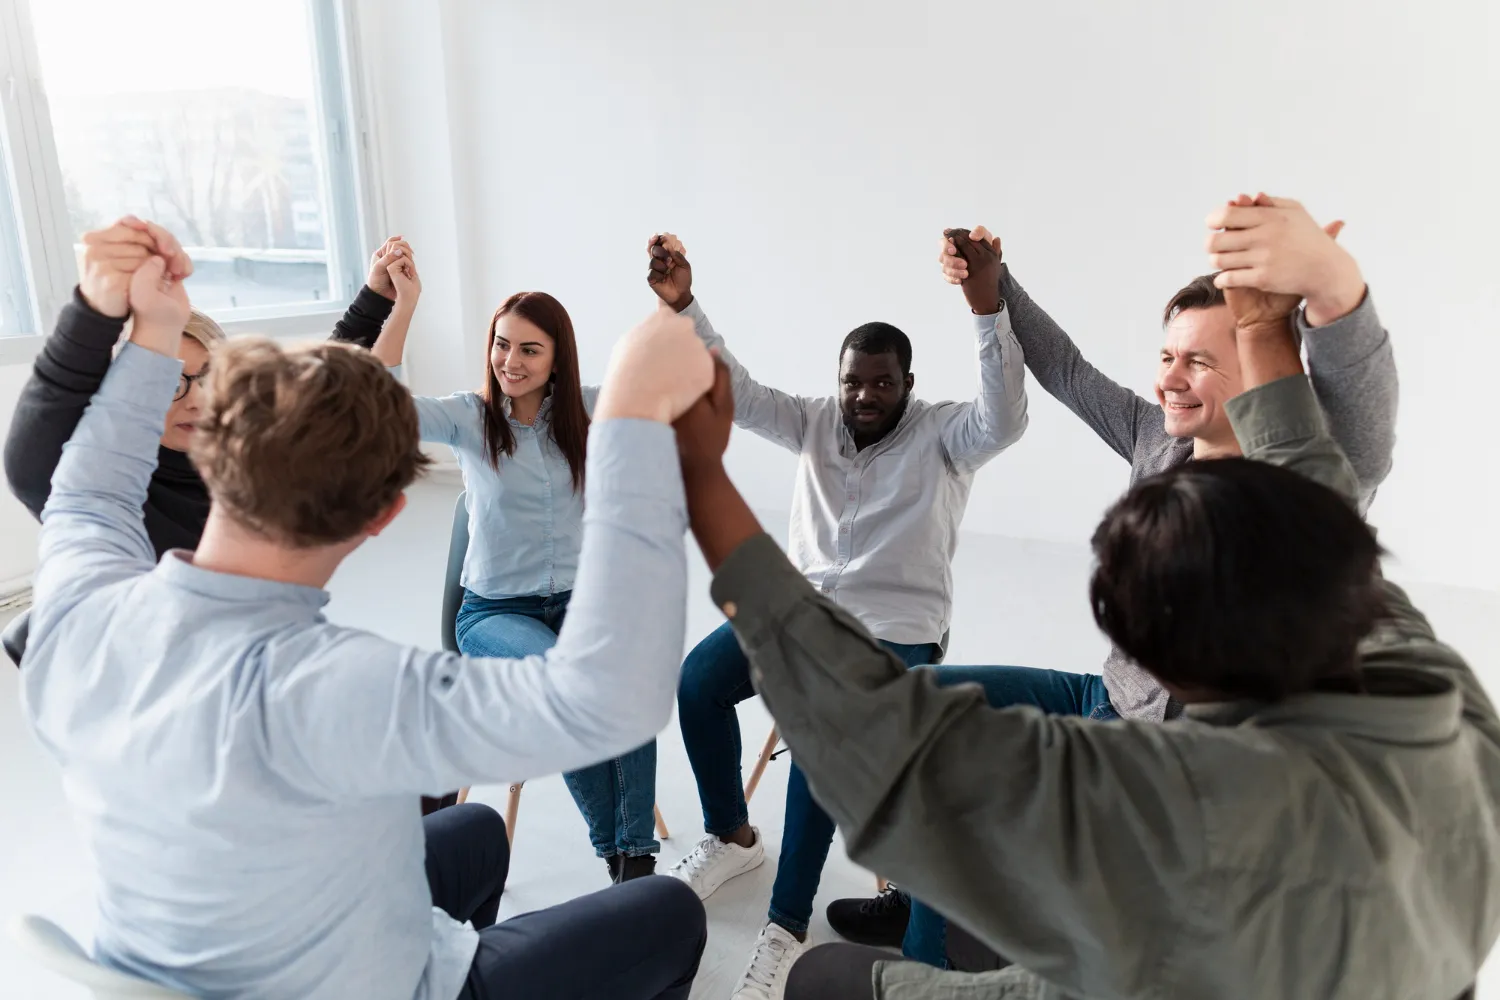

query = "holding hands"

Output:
[[76, 216, 193, 357], [594, 307, 714, 425], [939, 226, 1004, 315], [646, 234, 693, 311], [367, 236, 416, 301], [1206, 193, 1364, 328]]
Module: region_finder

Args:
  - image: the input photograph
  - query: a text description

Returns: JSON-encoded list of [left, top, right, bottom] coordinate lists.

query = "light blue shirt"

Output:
[[22, 345, 689, 1000], [404, 384, 600, 599]]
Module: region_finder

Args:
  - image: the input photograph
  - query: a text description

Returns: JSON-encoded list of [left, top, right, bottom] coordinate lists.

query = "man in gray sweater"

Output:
[[830, 194, 1400, 964]]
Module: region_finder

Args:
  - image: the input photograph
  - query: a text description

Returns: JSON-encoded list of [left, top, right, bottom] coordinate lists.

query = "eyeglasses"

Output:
[[174, 369, 209, 402]]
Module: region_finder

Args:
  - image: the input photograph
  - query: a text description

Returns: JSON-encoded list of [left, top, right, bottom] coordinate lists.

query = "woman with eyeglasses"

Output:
[[2, 218, 409, 657]]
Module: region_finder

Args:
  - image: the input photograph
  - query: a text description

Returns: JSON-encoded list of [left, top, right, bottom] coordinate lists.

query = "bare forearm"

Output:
[[1237, 320, 1304, 390], [370, 302, 415, 367], [683, 462, 762, 572]]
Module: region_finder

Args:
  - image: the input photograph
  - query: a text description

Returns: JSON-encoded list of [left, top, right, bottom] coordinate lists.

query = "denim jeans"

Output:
[[902, 665, 1117, 968], [677, 620, 940, 935], [455, 590, 660, 858]]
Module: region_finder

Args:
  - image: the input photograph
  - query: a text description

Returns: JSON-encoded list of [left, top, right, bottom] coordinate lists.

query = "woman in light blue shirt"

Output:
[[373, 244, 660, 881]]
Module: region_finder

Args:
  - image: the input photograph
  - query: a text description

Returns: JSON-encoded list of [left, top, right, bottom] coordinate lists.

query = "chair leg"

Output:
[[504, 782, 524, 844], [654, 803, 670, 840], [456, 787, 470, 805], [744, 726, 780, 803]]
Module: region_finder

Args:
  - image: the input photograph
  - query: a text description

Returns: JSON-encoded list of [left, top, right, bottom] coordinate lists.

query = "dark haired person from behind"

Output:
[[642, 233, 1029, 999], [674, 250, 1498, 999], [830, 194, 1402, 964], [1, 221, 411, 665], [367, 249, 662, 879]]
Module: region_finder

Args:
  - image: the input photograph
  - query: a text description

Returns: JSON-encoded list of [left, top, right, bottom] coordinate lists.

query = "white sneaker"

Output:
[[664, 829, 765, 900], [730, 922, 804, 1000]]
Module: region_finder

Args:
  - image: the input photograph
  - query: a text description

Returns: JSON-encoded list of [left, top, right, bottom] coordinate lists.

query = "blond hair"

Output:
[[182, 308, 226, 352], [190, 338, 431, 547]]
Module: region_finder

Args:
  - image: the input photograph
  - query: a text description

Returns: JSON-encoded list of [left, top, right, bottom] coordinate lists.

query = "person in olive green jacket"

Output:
[[666, 235, 1498, 997]]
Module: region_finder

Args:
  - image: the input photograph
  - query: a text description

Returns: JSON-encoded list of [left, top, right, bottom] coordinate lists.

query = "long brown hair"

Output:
[[480, 291, 590, 492]]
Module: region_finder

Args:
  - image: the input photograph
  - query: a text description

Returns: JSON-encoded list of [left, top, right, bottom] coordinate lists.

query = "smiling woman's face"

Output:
[[490, 314, 556, 402]]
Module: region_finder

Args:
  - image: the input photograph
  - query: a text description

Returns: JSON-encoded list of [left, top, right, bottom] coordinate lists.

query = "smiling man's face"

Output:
[[1155, 304, 1244, 449]]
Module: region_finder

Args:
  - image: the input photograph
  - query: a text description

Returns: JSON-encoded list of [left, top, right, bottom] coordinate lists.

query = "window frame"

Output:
[[0, 0, 384, 366]]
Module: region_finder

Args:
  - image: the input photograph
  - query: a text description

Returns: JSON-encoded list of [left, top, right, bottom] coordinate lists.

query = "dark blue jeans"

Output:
[[902, 665, 1117, 968], [455, 590, 660, 858], [428, 804, 706, 999], [677, 620, 940, 935]]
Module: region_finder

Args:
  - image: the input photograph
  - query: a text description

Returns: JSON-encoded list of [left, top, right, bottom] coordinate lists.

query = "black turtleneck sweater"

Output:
[[4, 285, 396, 558]]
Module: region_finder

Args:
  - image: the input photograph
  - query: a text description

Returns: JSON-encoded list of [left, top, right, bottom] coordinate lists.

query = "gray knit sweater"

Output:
[[999, 267, 1398, 720]]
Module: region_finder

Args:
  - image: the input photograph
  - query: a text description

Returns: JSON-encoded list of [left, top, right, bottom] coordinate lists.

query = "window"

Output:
[[0, 0, 373, 354]]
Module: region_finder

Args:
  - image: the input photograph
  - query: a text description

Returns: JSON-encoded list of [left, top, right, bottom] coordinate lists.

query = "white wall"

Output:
[[363, 0, 1499, 594], [2, 0, 1495, 593]]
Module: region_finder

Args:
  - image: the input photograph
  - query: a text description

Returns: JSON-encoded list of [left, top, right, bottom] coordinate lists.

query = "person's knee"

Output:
[[455, 802, 511, 879], [637, 875, 707, 942], [678, 629, 746, 710], [785, 943, 878, 1000]]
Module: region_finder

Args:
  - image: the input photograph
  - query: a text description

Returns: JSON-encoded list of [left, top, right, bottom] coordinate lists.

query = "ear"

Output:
[[365, 492, 408, 538], [905, 372, 915, 392]]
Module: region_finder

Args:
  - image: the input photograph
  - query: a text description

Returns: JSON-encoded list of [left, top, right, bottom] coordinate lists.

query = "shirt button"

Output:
[[722, 601, 738, 619]]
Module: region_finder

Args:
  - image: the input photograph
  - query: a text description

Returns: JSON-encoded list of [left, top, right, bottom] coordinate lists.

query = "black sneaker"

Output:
[[615, 854, 657, 883], [826, 886, 911, 947], [606, 855, 622, 882]]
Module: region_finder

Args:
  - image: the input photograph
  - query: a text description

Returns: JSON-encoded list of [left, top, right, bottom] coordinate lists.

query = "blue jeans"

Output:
[[455, 590, 660, 858], [677, 620, 940, 935], [902, 665, 1117, 968]]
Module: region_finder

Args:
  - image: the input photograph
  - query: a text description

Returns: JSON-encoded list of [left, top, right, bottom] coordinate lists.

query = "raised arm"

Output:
[[4, 220, 164, 519], [328, 236, 408, 348], [933, 228, 1029, 473], [676, 391, 1205, 989], [1207, 193, 1397, 506], [268, 308, 718, 798], [942, 227, 1155, 462], [32, 234, 193, 633], [647, 233, 810, 452]]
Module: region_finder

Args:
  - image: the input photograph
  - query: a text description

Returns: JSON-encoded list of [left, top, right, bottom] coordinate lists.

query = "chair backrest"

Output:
[[2, 605, 30, 668], [8, 915, 195, 998], [440, 492, 469, 653]]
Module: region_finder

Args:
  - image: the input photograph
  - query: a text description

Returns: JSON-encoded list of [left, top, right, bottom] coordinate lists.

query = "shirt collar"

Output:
[[502, 391, 554, 428], [156, 550, 331, 611], [1183, 666, 1461, 743]]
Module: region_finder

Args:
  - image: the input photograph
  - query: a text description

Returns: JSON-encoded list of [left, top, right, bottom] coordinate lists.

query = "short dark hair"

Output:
[[841, 322, 912, 375], [1089, 459, 1386, 701], [1162, 273, 1226, 326]]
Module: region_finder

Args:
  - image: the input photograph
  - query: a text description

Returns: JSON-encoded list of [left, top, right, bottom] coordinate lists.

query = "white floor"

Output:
[[2, 477, 1497, 998]]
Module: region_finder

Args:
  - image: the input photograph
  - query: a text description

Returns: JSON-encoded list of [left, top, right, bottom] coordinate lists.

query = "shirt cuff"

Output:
[[355, 284, 397, 318], [1225, 374, 1327, 459], [972, 300, 1010, 337], [1297, 287, 1382, 371], [708, 533, 807, 652], [102, 341, 184, 408], [57, 287, 129, 353], [585, 418, 685, 508]]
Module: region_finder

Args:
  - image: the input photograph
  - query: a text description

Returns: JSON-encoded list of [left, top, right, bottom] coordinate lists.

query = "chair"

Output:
[[8, 914, 195, 998], [439, 492, 669, 846], [2, 606, 30, 668]]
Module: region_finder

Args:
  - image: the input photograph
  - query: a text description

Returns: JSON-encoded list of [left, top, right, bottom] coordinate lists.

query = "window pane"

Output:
[[0, 131, 36, 337], [29, 0, 337, 313]]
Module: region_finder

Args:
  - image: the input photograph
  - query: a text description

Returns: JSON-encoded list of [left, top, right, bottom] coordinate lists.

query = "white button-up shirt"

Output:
[[683, 299, 1028, 646]]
